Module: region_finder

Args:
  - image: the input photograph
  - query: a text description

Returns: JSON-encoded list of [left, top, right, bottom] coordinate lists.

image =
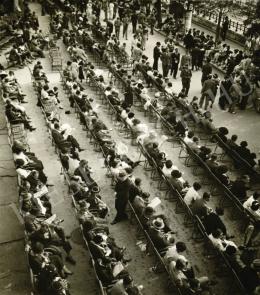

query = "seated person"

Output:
[[30, 223, 76, 264], [28, 241, 72, 278], [147, 217, 175, 251], [203, 207, 227, 236], [247, 201, 260, 220], [96, 257, 128, 287], [162, 160, 178, 178], [184, 182, 201, 206], [164, 241, 187, 264], [169, 170, 188, 192], [206, 153, 220, 172], [243, 192, 260, 211], [74, 159, 96, 188], [89, 233, 128, 263], [230, 175, 250, 201], [70, 176, 89, 201], [85, 186, 109, 218], [214, 165, 230, 186], [5, 104, 35, 131], [209, 229, 237, 252], [191, 192, 212, 218]]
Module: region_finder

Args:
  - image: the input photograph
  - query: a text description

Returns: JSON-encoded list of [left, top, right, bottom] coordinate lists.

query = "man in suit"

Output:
[[153, 42, 161, 71], [170, 47, 180, 79], [201, 59, 212, 85], [199, 75, 218, 110], [30, 223, 76, 264], [180, 65, 192, 97], [111, 171, 132, 224]]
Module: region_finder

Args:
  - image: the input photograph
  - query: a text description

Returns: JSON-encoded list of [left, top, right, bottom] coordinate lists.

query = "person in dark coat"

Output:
[[111, 171, 132, 224], [74, 159, 96, 188], [170, 47, 180, 79], [221, 16, 229, 41], [219, 76, 232, 110], [203, 207, 227, 235], [201, 59, 212, 85], [153, 42, 161, 71], [183, 30, 194, 51], [124, 82, 134, 107]]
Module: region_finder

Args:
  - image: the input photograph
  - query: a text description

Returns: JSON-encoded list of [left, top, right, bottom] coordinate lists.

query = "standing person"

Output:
[[199, 75, 217, 110], [140, 26, 148, 50], [180, 65, 192, 97], [111, 171, 132, 224], [183, 30, 194, 52], [148, 12, 156, 35], [191, 45, 200, 71], [103, 0, 109, 21], [124, 80, 134, 107], [122, 14, 130, 40], [132, 43, 143, 75], [221, 16, 229, 41], [109, 0, 114, 19], [113, 0, 118, 19], [228, 80, 242, 114], [219, 76, 232, 110], [153, 42, 161, 71], [170, 47, 180, 79], [180, 52, 191, 70], [201, 58, 212, 85], [114, 17, 121, 39], [239, 75, 252, 110], [161, 48, 171, 78], [131, 11, 138, 34]]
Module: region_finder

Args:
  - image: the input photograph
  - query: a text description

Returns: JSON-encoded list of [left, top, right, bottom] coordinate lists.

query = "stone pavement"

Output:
[[0, 92, 30, 294]]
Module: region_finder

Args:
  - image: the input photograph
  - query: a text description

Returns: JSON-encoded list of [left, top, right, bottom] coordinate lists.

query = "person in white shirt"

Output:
[[184, 182, 201, 205], [209, 229, 237, 252], [165, 242, 187, 264], [248, 201, 260, 220], [165, 82, 176, 96], [243, 192, 260, 210], [183, 131, 194, 145], [162, 160, 178, 178]]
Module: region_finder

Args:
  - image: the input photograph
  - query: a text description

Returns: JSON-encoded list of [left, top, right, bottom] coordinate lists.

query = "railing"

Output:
[[193, 9, 247, 34]]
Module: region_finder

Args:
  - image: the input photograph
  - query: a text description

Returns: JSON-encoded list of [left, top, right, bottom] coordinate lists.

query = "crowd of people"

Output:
[[1, 0, 260, 294]]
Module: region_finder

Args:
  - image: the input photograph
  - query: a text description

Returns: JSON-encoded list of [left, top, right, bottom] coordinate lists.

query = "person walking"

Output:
[[131, 11, 138, 34], [122, 14, 130, 40], [180, 65, 192, 97], [114, 17, 121, 39], [199, 75, 218, 110], [201, 58, 212, 85], [153, 42, 161, 71], [148, 12, 156, 35], [111, 171, 132, 224]]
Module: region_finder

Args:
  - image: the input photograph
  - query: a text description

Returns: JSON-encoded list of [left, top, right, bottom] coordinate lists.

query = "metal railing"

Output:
[[193, 9, 247, 34]]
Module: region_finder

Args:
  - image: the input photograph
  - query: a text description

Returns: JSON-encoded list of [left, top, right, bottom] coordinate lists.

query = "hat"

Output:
[[91, 186, 100, 194], [79, 200, 90, 209], [118, 171, 128, 181], [252, 259, 260, 271], [152, 218, 164, 230], [22, 193, 32, 201]]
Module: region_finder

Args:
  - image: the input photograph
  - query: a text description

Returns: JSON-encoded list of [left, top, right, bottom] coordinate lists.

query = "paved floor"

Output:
[[0, 3, 259, 295]]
